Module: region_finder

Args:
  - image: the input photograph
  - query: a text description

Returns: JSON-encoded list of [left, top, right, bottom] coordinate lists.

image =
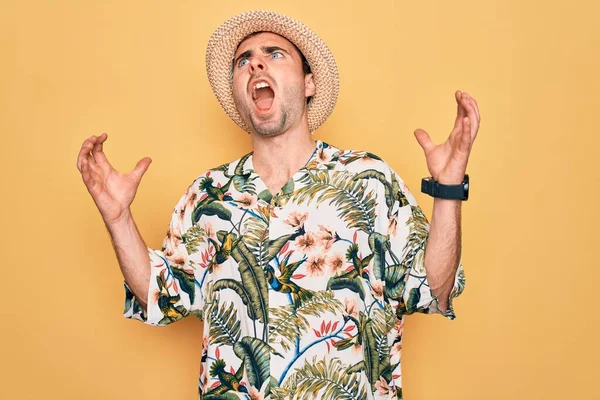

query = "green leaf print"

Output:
[[207, 300, 241, 347], [230, 153, 256, 195], [233, 337, 271, 390], [280, 178, 295, 195], [212, 279, 257, 320], [269, 291, 344, 352], [345, 361, 365, 374], [383, 264, 408, 300], [192, 202, 232, 224], [362, 317, 380, 389], [241, 211, 270, 268], [170, 266, 195, 304], [242, 206, 307, 270], [181, 224, 207, 254], [400, 205, 429, 274], [257, 189, 273, 203], [292, 356, 367, 400], [406, 287, 421, 314], [368, 232, 389, 281], [327, 275, 365, 301], [371, 305, 396, 378], [292, 170, 377, 234], [352, 169, 395, 215], [204, 393, 241, 400], [230, 242, 269, 339]]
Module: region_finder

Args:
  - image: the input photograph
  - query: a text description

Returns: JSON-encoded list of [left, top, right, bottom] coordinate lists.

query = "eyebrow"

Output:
[[233, 45, 292, 67]]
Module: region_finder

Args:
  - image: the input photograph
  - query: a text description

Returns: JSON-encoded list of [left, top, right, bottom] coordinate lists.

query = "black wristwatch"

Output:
[[421, 174, 469, 200]]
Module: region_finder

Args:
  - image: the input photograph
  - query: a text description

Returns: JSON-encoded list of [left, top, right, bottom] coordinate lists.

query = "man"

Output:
[[77, 10, 479, 400]]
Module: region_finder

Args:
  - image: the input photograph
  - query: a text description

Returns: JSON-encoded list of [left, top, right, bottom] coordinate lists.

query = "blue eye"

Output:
[[238, 58, 249, 67], [271, 52, 283, 59]]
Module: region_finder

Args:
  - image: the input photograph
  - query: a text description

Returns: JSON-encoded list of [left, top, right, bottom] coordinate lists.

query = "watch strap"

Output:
[[421, 175, 469, 200]]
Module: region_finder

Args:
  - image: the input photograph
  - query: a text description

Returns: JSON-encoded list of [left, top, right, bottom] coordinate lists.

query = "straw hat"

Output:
[[205, 10, 339, 133]]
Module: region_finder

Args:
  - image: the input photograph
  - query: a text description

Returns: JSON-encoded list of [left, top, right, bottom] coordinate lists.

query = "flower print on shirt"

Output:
[[123, 140, 466, 400], [294, 231, 317, 253]]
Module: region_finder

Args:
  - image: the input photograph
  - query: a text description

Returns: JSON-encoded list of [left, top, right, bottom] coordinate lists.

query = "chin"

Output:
[[250, 112, 288, 137]]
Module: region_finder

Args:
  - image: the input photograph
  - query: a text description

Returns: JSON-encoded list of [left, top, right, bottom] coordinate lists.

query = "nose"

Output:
[[249, 56, 266, 73]]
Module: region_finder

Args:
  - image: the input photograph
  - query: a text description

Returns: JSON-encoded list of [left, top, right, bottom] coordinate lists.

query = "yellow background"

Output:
[[2, 0, 598, 398]]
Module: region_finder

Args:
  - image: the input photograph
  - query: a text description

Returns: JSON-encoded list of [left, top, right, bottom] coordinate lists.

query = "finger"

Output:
[[92, 133, 110, 165], [460, 93, 479, 139], [463, 93, 480, 122], [129, 157, 152, 182], [80, 157, 95, 188], [77, 137, 95, 171], [454, 90, 467, 130], [458, 117, 472, 154], [86, 147, 97, 167], [414, 129, 436, 154], [87, 135, 99, 163]]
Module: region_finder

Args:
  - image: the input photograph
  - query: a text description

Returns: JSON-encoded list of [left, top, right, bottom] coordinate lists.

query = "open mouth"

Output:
[[251, 81, 275, 112]]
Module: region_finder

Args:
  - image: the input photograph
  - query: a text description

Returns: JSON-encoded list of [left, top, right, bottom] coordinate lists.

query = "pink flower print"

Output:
[[178, 186, 199, 224], [359, 153, 378, 164], [150, 288, 161, 305], [371, 280, 384, 300], [249, 386, 264, 400], [184, 185, 199, 211], [344, 298, 359, 318], [394, 319, 404, 335], [165, 249, 186, 266], [316, 147, 332, 163], [375, 377, 390, 395], [166, 225, 183, 248], [294, 232, 317, 253], [391, 341, 403, 357], [284, 211, 308, 228], [316, 225, 336, 250], [164, 226, 186, 265], [305, 254, 326, 277], [236, 193, 258, 210], [387, 214, 398, 237], [351, 342, 363, 355], [401, 181, 412, 197], [203, 222, 216, 240], [327, 252, 345, 275]]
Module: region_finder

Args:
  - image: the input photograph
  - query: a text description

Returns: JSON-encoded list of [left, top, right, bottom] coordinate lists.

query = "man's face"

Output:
[[231, 32, 315, 137]]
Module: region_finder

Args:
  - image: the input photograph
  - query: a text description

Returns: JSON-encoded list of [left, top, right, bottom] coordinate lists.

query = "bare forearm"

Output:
[[105, 209, 151, 310], [423, 198, 462, 311]]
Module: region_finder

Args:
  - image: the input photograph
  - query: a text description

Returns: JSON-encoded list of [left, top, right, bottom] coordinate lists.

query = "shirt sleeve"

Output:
[[383, 169, 466, 321], [123, 181, 205, 326]]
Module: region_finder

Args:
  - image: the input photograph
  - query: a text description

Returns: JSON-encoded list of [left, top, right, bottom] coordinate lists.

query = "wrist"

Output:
[[436, 173, 466, 185], [104, 208, 134, 230]]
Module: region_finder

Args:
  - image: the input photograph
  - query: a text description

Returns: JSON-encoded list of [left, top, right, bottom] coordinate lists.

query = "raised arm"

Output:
[[76, 133, 153, 312]]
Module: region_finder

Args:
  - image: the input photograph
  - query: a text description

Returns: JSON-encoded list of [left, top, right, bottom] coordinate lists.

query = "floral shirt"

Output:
[[124, 140, 466, 400]]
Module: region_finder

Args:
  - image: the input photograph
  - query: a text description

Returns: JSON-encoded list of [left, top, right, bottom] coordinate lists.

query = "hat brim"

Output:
[[205, 10, 339, 133]]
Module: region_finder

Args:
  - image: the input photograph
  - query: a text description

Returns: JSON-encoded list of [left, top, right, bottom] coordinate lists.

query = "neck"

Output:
[[250, 123, 316, 194]]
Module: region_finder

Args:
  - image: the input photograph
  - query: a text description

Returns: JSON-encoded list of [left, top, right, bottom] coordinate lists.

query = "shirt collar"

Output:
[[239, 140, 340, 175]]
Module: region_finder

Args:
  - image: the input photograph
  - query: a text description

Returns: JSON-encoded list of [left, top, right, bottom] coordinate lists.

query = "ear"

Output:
[[304, 73, 316, 98]]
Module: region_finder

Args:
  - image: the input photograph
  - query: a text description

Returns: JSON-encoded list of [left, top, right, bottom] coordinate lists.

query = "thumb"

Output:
[[414, 129, 435, 154], [130, 157, 152, 182]]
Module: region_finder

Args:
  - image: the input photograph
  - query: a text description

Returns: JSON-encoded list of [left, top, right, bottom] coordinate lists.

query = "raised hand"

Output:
[[76, 133, 152, 225], [414, 91, 481, 184]]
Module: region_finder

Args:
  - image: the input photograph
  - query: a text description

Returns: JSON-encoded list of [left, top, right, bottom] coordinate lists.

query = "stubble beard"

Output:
[[250, 107, 288, 137]]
